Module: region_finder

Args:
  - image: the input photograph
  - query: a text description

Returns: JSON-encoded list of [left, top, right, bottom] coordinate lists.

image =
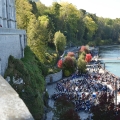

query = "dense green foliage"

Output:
[[16, 0, 120, 65], [4, 47, 47, 120]]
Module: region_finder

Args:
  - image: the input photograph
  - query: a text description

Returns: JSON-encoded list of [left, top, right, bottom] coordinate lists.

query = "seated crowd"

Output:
[[51, 62, 120, 113]]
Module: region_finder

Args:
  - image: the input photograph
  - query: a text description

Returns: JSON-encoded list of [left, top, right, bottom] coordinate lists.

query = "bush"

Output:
[[64, 70, 71, 77]]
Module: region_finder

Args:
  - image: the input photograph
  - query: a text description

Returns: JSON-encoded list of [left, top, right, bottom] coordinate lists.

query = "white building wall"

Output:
[[0, 28, 26, 76], [0, 0, 3, 26], [3, 0, 8, 28]]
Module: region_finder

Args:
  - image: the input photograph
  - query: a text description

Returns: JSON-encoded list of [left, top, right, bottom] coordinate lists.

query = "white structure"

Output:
[[0, 0, 16, 28], [0, 0, 26, 76]]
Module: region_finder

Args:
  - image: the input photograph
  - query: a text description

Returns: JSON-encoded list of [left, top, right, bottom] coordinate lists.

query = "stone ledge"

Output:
[[0, 28, 26, 34], [0, 75, 34, 120], [45, 70, 62, 84]]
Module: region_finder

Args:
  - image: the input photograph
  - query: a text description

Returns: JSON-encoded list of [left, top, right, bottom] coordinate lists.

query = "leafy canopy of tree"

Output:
[[53, 95, 80, 120], [54, 31, 66, 54]]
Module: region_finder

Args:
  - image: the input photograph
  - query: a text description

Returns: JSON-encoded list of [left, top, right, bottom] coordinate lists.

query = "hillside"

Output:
[[4, 46, 48, 120]]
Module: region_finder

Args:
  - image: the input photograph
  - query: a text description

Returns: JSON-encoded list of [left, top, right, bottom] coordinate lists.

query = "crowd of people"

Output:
[[51, 61, 120, 116]]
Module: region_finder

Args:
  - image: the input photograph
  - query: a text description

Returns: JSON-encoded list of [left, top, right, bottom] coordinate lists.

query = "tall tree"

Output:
[[54, 31, 66, 55], [59, 2, 81, 43], [15, 0, 33, 31], [27, 15, 47, 63], [83, 16, 98, 40]]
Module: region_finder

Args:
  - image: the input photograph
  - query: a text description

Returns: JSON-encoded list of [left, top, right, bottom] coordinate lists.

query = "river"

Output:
[[99, 45, 120, 77]]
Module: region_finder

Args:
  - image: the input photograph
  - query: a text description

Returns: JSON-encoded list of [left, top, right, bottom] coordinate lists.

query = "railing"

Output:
[[98, 57, 120, 61]]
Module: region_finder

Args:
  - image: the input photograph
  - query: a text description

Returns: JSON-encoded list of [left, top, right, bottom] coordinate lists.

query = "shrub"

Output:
[[64, 70, 71, 77]]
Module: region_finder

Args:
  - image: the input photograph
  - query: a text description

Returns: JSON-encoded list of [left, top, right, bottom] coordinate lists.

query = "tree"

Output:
[[67, 52, 75, 57], [79, 45, 89, 53], [59, 2, 81, 42], [60, 109, 80, 120], [36, 1, 48, 16], [85, 53, 92, 63], [57, 59, 63, 68], [62, 56, 76, 76], [27, 15, 47, 63], [91, 92, 120, 120], [38, 15, 49, 28], [83, 16, 98, 40], [15, 0, 33, 31], [53, 95, 80, 120], [54, 31, 66, 55]]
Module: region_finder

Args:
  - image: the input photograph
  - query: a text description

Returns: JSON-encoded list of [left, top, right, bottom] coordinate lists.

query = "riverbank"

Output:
[[96, 46, 120, 105]]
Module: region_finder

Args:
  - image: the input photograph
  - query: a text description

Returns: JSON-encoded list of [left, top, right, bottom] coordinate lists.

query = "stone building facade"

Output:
[[0, 0, 16, 28], [0, 0, 26, 76]]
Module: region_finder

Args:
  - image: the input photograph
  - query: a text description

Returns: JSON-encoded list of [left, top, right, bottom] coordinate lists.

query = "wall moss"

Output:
[[4, 46, 46, 120]]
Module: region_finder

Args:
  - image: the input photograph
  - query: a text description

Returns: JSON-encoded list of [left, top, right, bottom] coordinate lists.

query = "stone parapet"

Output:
[[0, 28, 25, 34], [0, 75, 34, 120]]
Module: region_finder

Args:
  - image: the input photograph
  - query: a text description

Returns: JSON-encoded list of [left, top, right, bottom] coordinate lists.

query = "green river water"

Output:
[[99, 45, 120, 77]]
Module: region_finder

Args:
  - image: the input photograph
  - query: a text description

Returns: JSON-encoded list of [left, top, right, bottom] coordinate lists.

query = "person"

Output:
[[0, 24, 2, 27]]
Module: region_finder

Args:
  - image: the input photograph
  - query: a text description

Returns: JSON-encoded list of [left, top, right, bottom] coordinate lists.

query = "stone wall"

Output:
[[0, 75, 34, 120], [0, 0, 16, 28], [0, 28, 26, 76], [45, 70, 62, 84]]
